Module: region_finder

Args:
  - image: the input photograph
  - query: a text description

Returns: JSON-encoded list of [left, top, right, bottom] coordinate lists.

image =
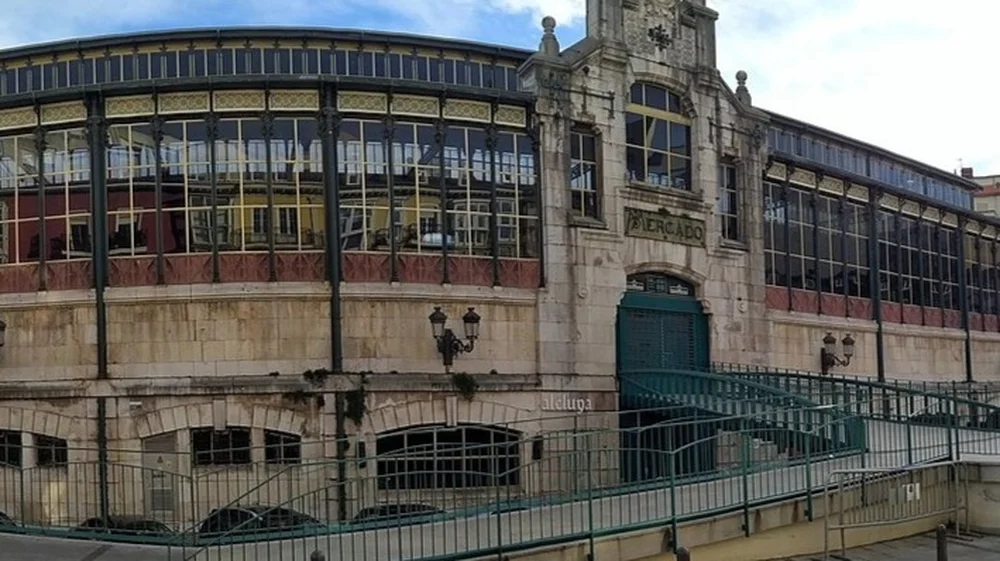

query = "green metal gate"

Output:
[[616, 274, 710, 373], [617, 274, 712, 484]]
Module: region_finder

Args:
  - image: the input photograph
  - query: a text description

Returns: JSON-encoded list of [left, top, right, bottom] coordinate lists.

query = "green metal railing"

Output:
[[0, 367, 998, 560], [716, 363, 1000, 431]]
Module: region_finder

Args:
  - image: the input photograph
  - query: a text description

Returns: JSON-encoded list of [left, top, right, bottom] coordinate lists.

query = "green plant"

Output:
[[281, 389, 312, 406], [344, 374, 369, 425], [451, 372, 478, 401], [302, 368, 332, 386]]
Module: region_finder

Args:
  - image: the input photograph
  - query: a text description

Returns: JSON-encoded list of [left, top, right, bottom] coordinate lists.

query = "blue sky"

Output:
[[1, 0, 996, 176]]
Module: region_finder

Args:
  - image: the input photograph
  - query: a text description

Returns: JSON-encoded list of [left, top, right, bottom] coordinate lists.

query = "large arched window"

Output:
[[625, 83, 692, 191], [375, 424, 521, 489]]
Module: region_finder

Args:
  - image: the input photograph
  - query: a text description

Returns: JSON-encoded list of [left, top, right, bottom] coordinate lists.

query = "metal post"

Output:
[[96, 397, 110, 523], [310, 551, 326, 561], [676, 547, 690, 561], [936, 524, 948, 561]]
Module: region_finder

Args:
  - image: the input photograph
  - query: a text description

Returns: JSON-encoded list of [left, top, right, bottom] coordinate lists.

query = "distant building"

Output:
[[972, 169, 1000, 216]]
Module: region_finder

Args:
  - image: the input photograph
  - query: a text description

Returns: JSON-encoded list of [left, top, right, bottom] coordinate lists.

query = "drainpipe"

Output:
[[320, 84, 347, 522]]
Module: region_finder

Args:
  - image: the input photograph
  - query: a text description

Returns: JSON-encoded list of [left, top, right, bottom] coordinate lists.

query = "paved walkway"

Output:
[[777, 531, 1000, 561], [1, 421, 996, 561]]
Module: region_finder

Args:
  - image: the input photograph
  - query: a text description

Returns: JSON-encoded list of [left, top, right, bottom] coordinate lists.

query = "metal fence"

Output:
[[0, 367, 995, 560], [822, 461, 967, 560]]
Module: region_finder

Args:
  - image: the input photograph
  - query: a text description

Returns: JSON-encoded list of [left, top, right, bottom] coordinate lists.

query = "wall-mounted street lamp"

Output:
[[429, 306, 481, 367], [820, 331, 854, 375], [0, 318, 6, 347]]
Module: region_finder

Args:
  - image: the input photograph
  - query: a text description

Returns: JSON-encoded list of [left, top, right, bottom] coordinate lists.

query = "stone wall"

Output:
[[767, 311, 975, 381]]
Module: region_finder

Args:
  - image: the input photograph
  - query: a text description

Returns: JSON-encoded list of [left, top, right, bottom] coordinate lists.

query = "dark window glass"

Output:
[[429, 59, 441, 82], [35, 434, 68, 467], [165, 52, 178, 78], [454, 60, 468, 85], [81, 59, 94, 84], [264, 431, 302, 464], [374, 53, 387, 77], [468, 62, 481, 87], [335, 50, 348, 75], [291, 49, 306, 73], [376, 424, 521, 489], [263, 48, 278, 73], [305, 49, 319, 74], [178, 51, 191, 77], [135, 53, 149, 81], [507, 68, 519, 91], [109, 55, 122, 82], [320, 50, 334, 74], [348, 52, 361, 75], [492, 66, 505, 89], [0, 431, 22, 468], [192, 50, 206, 76], [388, 53, 402, 78], [443, 59, 454, 83], [277, 49, 291, 73], [220, 49, 234, 75], [192, 427, 251, 466], [150, 53, 163, 79], [401, 55, 415, 80], [121, 55, 134, 81], [94, 60, 107, 84], [415, 57, 428, 80]]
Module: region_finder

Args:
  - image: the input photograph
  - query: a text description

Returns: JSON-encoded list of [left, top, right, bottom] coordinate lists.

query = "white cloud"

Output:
[[712, 0, 1000, 176], [488, 0, 585, 28]]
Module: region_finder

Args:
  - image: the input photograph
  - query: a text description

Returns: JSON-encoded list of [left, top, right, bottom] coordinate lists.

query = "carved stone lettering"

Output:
[[624, 207, 706, 247]]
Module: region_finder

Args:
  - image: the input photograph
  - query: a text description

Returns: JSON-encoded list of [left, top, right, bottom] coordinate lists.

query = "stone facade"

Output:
[[0, 0, 992, 532], [522, 0, 771, 379]]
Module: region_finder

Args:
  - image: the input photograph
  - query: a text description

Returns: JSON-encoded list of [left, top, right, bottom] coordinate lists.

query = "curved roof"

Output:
[[0, 26, 535, 63]]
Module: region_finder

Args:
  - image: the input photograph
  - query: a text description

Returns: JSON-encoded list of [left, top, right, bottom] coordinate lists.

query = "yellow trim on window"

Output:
[[626, 103, 692, 126]]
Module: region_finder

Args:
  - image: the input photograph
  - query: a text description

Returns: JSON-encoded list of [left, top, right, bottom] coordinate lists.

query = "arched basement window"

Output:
[[375, 424, 521, 489]]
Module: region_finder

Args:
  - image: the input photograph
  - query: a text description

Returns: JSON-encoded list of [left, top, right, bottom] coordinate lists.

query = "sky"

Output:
[[0, 0, 994, 176]]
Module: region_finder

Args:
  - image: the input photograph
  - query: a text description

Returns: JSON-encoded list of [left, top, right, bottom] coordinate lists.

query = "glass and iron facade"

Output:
[[762, 113, 997, 338], [0, 30, 540, 293]]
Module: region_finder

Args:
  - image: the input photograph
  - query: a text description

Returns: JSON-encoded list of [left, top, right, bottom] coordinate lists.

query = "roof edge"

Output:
[[0, 26, 535, 63], [764, 108, 981, 192]]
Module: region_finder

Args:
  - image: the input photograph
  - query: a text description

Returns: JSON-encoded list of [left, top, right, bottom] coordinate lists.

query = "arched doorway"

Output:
[[616, 272, 710, 373], [617, 272, 712, 484]]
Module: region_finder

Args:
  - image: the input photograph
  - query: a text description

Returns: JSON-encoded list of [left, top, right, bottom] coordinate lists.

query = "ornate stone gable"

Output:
[[623, 0, 697, 66]]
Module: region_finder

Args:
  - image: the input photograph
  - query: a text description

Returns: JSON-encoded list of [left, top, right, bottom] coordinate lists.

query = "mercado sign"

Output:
[[624, 207, 706, 247]]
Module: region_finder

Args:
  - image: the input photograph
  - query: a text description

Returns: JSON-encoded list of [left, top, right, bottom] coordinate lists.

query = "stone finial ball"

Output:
[[542, 16, 557, 32], [735, 70, 748, 83]]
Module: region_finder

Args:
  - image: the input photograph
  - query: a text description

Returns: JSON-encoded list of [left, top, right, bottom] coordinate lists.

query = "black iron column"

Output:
[[33, 123, 47, 291], [975, 236, 985, 324], [86, 95, 109, 379], [781, 169, 793, 311], [935, 226, 945, 327], [319, 84, 346, 523], [993, 240, 999, 331], [916, 206, 926, 324], [262, 109, 277, 282], [206, 111, 221, 283], [809, 188, 820, 313], [486, 113, 500, 287], [527, 106, 544, 287], [957, 218, 972, 382], [151, 113, 166, 285], [384, 111, 399, 283], [435, 99, 450, 284], [867, 188, 885, 382], [96, 397, 110, 524], [318, 85, 343, 373], [838, 195, 848, 316], [892, 212, 903, 304]]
